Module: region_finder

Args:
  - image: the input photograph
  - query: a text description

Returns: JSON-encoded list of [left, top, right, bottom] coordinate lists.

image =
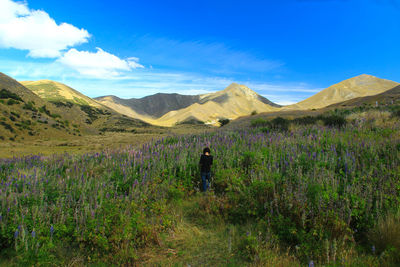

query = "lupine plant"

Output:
[[0, 115, 399, 265]]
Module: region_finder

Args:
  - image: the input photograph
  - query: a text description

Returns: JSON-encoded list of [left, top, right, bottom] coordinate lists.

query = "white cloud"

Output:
[[273, 100, 297, 106], [0, 0, 90, 58], [58, 48, 144, 78]]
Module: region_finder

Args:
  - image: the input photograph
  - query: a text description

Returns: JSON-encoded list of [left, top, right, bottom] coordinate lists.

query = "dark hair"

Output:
[[203, 147, 210, 154]]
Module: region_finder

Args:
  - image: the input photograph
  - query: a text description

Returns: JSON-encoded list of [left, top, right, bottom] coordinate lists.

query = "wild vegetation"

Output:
[[0, 106, 399, 266]]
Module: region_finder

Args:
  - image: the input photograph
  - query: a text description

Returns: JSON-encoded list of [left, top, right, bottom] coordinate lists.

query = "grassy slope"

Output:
[[21, 80, 100, 107], [285, 74, 399, 110]]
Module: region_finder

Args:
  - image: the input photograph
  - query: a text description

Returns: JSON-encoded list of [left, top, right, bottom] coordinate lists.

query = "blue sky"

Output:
[[0, 0, 399, 104]]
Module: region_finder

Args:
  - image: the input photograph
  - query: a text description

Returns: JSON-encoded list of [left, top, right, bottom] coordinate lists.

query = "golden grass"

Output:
[[347, 110, 394, 127]]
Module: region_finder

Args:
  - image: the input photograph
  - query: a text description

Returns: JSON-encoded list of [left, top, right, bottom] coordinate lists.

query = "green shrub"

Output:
[[293, 116, 319, 125], [23, 101, 37, 112], [0, 89, 22, 101], [270, 117, 289, 131], [50, 113, 61, 119], [10, 111, 20, 118], [219, 118, 230, 127], [39, 105, 51, 116], [236, 233, 258, 261], [322, 115, 346, 128], [251, 118, 268, 127], [0, 121, 14, 132], [6, 99, 19, 105]]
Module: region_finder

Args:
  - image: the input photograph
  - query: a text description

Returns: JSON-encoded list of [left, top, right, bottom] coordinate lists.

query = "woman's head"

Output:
[[203, 147, 211, 155]]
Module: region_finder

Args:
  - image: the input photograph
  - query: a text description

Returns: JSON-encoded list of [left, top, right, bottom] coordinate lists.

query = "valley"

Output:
[[0, 71, 399, 266]]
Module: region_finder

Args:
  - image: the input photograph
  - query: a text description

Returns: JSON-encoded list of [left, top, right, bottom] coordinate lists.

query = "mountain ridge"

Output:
[[96, 83, 281, 126], [285, 74, 399, 110]]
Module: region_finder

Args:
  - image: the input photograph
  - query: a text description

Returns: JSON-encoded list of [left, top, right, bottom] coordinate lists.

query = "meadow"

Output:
[[0, 106, 399, 266]]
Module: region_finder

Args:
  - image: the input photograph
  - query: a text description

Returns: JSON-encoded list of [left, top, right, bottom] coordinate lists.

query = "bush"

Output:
[[251, 118, 268, 127], [219, 118, 230, 127], [322, 115, 346, 128], [50, 113, 61, 119], [23, 101, 37, 112], [0, 89, 22, 101], [49, 101, 73, 108], [7, 99, 19, 105], [293, 116, 318, 125], [0, 121, 14, 132], [270, 117, 289, 132], [39, 105, 51, 116]]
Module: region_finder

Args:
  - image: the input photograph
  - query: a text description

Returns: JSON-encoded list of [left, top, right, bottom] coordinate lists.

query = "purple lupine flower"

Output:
[[372, 245, 376, 254], [309, 260, 314, 267], [14, 230, 19, 238], [31, 230, 36, 238], [50, 225, 54, 237]]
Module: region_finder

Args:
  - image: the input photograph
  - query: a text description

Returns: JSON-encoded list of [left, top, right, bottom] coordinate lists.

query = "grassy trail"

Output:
[[138, 196, 245, 266], [138, 195, 298, 267]]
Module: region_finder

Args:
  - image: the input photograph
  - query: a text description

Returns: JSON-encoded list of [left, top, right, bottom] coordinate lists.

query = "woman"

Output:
[[199, 147, 213, 192]]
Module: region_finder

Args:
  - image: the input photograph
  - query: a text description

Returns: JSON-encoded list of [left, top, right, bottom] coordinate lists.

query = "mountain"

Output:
[[97, 83, 280, 126], [328, 84, 400, 108], [0, 73, 151, 141], [97, 94, 201, 118], [21, 80, 103, 107], [0, 72, 77, 140], [286, 74, 399, 110]]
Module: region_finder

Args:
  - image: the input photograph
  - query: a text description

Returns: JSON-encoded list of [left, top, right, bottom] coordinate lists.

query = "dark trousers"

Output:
[[201, 172, 211, 192]]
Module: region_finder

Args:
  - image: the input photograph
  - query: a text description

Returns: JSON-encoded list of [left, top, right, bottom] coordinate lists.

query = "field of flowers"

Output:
[[0, 108, 399, 265]]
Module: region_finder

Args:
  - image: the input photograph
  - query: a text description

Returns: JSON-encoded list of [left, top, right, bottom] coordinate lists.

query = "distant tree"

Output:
[[219, 118, 230, 127]]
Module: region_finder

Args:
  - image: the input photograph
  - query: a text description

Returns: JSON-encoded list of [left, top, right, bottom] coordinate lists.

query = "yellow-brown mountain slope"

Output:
[[153, 83, 280, 126], [286, 74, 399, 110], [96, 83, 280, 126], [21, 80, 103, 108]]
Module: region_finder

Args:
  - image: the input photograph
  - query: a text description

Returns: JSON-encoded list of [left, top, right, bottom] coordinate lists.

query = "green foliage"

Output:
[[236, 232, 258, 261], [369, 212, 400, 264], [79, 105, 111, 122], [177, 118, 205, 125], [322, 114, 347, 128], [0, 89, 22, 101], [0, 109, 399, 266], [49, 101, 74, 108], [22, 101, 37, 112], [270, 117, 289, 131], [38, 105, 51, 116], [50, 113, 61, 119], [0, 121, 14, 132], [6, 99, 19, 105], [251, 117, 289, 131], [250, 118, 268, 127], [219, 118, 230, 127]]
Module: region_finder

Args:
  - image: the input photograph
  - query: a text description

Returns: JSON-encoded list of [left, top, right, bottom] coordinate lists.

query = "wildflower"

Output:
[[50, 225, 54, 237], [14, 230, 19, 238], [372, 245, 375, 254], [31, 230, 36, 238], [309, 260, 314, 267]]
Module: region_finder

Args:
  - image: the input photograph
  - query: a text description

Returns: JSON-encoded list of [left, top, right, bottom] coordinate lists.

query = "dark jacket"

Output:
[[199, 154, 213, 173]]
